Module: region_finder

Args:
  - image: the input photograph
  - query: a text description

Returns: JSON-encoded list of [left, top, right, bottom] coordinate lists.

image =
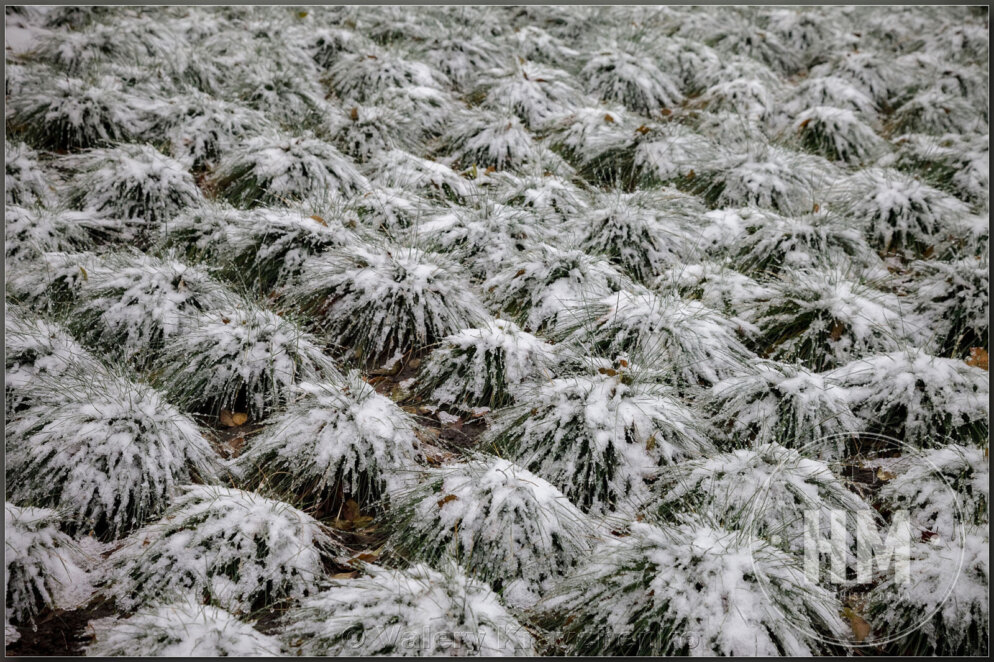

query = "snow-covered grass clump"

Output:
[[154, 304, 338, 419], [417, 317, 556, 411], [84, 597, 284, 657], [104, 485, 340, 613], [237, 373, 423, 511], [538, 519, 847, 655], [5, 368, 219, 540], [384, 455, 594, 607], [5, 504, 90, 635], [289, 242, 486, 367], [486, 371, 714, 513], [281, 563, 536, 656]]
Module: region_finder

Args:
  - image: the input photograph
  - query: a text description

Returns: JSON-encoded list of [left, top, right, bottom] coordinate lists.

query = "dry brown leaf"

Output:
[[342, 499, 361, 522], [876, 467, 897, 481], [310, 214, 328, 226], [603, 113, 615, 124], [437, 494, 458, 508], [966, 347, 988, 370], [830, 321, 845, 341], [331, 571, 359, 580], [844, 609, 871, 643]]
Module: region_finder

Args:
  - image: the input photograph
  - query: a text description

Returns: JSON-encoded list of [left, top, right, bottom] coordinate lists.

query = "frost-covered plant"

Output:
[[232, 60, 327, 127], [868, 532, 989, 656], [656, 261, 774, 327], [288, 243, 486, 367], [420, 34, 502, 89], [4, 205, 127, 266], [385, 455, 594, 607], [538, 519, 847, 655], [4, 304, 103, 415], [810, 50, 908, 107], [890, 132, 989, 208], [156, 92, 273, 170], [708, 358, 861, 455], [326, 47, 449, 103], [7, 73, 152, 150], [155, 304, 337, 419], [580, 49, 683, 115], [888, 86, 985, 137], [211, 132, 368, 207], [784, 76, 880, 121], [417, 317, 556, 411], [281, 562, 536, 656], [912, 257, 989, 358], [364, 149, 474, 202], [697, 76, 780, 121], [4, 250, 102, 313], [5, 369, 219, 540], [105, 486, 340, 613], [483, 244, 629, 333], [237, 373, 422, 511], [84, 597, 284, 657], [5, 504, 89, 630], [70, 251, 228, 366], [495, 171, 587, 223], [63, 144, 201, 229], [731, 208, 874, 275], [633, 124, 717, 185], [833, 168, 973, 256], [5, 142, 55, 207], [653, 444, 871, 554], [486, 372, 714, 513], [479, 61, 582, 130], [346, 186, 437, 236], [683, 145, 834, 214], [878, 444, 988, 538], [444, 111, 539, 171], [576, 192, 694, 284], [418, 202, 542, 280], [334, 104, 421, 163], [827, 349, 989, 448], [162, 204, 357, 290], [792, 106, 886, 164], [561, 287, 753, 387], [752, 267, 919, 371]]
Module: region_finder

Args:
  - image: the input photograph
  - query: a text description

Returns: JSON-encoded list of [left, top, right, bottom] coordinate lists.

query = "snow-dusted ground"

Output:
[[4, 5, 989, 657]]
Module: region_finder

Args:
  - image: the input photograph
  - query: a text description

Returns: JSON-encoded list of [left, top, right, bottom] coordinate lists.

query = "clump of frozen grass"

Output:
[[831, 167, 972, 257], [156, 92, 273, 170], [810, 50, 908, 107], [575, 191, 695, 284], [784, 76, 880, 121], [633, 124, 718, 185], [912, 257, 989, 358], [417, 317, 556, 412], [384, 455, 595, 608], [696, 76, 780, 121], [237, 372, 423, 512], [653, 444, 871, 554], [4, 304, 103, 415], [752, 267, 921, 371], [334, 104, 421, 164], [326, 47, 449, 103], [559, 287, 753, 387], [486, 372, 714, 513], [655, 261, 774, 327], [63, 144, 201, 230], [5, 368, 219, 540], [494, 171, 587, 223], [345, 186, 436, 236], [281, 562, 536, 656], [483, 244, 629, 333], [478, 61, 583, 130], [708, 358, 862, 456], [4, 251, 103, 314], [154, 304, 338, 419], [417, 202, 541, 281], [827, 349, 989, 448], [5, 503, 90, 633], [232, 60, 327, 127], [580, 48, 683, 115], [889, 132, 989, 208], [5, 142, 55, 207], [7, 73, 152, 150], [444, 111, 539, 171], [4, 205, 128, 266], [878, 443, 988, 538], [730, 208, 875, 275], [364, 149, 474, 202], [420, 34, 502, 90], [69, 250, 228, 366], [105, 485, 341, 614], [682, 145, 834, 214], [84, 596, 284, 657], [867, 531, 989, 656], [888, 86, 985, 137], [537, 519, 847, 655], [162, 203, 358, 291], [211, 132, 368, 208], [288, 243, 486, 367], [791, 106, 886, 164]]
